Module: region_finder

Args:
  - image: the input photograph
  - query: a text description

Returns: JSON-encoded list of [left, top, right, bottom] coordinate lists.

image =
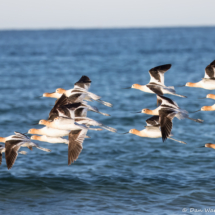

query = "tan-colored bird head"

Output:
[[129, 129, 139, 134], [205, 143, 215, 149], [185, 82, 195, 87], [56, 88, 66, 94], [131, 84, 141, 89], [0, 137, 6, 143], [28, 128, 39, 134], [31, 135, 41, 141], [39, 119, 50, 126], [201, 106, 214, 111], [43, 92, 61, 98], [206, 94, 215, 100]]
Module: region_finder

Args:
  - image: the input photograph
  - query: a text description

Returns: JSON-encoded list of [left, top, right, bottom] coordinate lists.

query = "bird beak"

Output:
[[198, 97, 206, 99], [131, 111, 142, 113], [122, 87, 131, 89], [190, 109, 201, 113], [198, 146, 205, 148], [35, 96, 43, 98], [176, 85, 185, 87], [32, 120, 39, 125], [121, 132, 129, 134]]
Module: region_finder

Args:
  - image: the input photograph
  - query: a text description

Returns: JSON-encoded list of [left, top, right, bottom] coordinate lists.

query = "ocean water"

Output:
[[0, 27, 215, 215]]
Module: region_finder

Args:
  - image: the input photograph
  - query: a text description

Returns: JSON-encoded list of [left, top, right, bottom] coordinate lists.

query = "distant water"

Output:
[[1, 27, 215, 214]]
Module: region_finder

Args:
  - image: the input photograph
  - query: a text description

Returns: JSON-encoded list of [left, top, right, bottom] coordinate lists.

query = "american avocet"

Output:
[[31, 135, 69, 144], [136, 93, 203, 140], [39, 117, 88, 131], [40, 116, 115, 132], [48, 94, 109, 121], [0, 145, 27, 166], [0, 132, 51, 169], [199, 143, 215, 149], [141, 94, 203, 121], [192, 104, 215, 112], [56, 88, 112, 107], [199, 94, 215, 100], [28, 127, 71, 137], [28, 127, 91, 138], [42, 76, 91, 99], [186, 60, 215, 89], [32, 127, 88, 164], [126, 116, 186, 144], [124, 64, 186, 98], [43, 76, 112, 107]]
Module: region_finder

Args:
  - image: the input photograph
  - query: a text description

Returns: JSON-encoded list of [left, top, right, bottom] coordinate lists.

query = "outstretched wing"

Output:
[[157, 95, 179, 109], [159, 109, 176, 142], [74, 76, 91, 90], [68, 129, 87, 165], [146, 116, 160, 126], [13, 132, 29, 140], [204, 60, 215, 79], [5, 140, 23, 169], [149, 64, 171, 85]]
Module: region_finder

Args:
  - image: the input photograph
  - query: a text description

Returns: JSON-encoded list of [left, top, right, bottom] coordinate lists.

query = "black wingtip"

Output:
[[75, 76, 91, 84]]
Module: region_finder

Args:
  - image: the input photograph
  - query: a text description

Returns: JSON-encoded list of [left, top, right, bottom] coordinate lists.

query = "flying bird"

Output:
[[186, 60, 215, 90]]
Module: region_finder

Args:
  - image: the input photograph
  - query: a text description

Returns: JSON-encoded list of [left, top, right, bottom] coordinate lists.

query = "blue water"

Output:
[[0, 27, 215, 215]]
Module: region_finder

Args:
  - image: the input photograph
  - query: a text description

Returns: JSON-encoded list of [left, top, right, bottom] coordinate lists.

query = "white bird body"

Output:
[[128, 64, 186, 98], [186, 60, 215, 90], [32, 135, 69, 144], [39, 117, 87, 131], [28, 127, 70, 137]]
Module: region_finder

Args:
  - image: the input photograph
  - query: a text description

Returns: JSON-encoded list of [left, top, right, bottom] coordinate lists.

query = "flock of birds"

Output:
[[0, 76, 116, 169], [1, 59, 215, 170], [123, 60, 215, 146]]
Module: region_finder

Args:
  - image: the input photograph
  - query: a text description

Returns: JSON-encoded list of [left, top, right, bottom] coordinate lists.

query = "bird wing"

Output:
[[145, 116, 160, 126], [159, 109, 176, 142], [146, 84, 164, 106], [68, 129, 87, 165], [74, 75, 91, 90], [75, 117, 100, 127], [75, 108, 88, 117], [0, 152, 2, 166], [86, 91, 101, 100], [204, 60, 215, 79], [157, 95, 179, 109], [5, 140, 23, 169], [13, 132, 29, 140], [149, 64, 171, 85], [68, 92, 85, 103], [48, 94, 71, 120], [146, 84, 164, 95]]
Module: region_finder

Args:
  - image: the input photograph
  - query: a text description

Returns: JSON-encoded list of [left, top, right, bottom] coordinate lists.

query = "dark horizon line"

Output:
[[0, 25, 215, 32]]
